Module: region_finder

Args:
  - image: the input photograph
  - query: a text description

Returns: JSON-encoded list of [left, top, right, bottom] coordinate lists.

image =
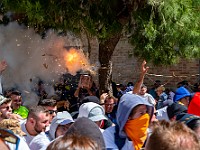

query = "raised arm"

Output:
[[133, 60, 149, 94]]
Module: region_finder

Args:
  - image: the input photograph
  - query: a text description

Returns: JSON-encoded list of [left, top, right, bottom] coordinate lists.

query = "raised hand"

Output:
[[141, 60, 149, 75]]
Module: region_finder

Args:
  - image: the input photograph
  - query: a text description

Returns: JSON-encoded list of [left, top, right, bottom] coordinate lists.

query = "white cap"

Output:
[[78, 102, 107, 122], [0, 95, 10, 105]]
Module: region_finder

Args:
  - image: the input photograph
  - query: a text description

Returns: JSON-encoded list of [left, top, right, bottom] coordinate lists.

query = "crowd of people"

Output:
[[0, 60, 200, 150]]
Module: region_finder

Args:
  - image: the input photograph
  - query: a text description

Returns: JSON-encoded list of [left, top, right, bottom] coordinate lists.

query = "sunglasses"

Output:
[[0, 106, 11, 111], [48, 110, 58, 115], [0, 128, 19, 150]]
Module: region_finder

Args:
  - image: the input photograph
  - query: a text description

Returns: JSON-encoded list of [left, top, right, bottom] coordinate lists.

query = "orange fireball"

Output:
[[64, 48, 92, 75]]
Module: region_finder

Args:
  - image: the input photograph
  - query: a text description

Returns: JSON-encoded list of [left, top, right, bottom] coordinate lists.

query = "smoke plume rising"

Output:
[[0, 22, 93, 107]]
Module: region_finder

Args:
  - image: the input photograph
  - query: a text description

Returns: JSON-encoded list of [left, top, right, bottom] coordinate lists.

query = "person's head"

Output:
[[128, 104, 148, 120], [64, 117, 105, 149], [145, 120, 200, 150], [154, 80, 161, 88], [9, 91, 22, 110], [78, 102, 107, 127], [26, 106, 49, 135], [176, 113, 200, 139], [155, 85, 165, 96], [81, 96, 100, 105], [116, 94, 153, 148], [173, 87, 191, 107], [167, 103, 188, 121], [104, 95, 116, 113], [49, 111, 74, 139], [140, 84, 147, 95], [0, 95, 12, 120], [38, 99, 57, 123], [177, 80, 189, 88], [117, 94, 153, 134], [188, 119, 200, 139], [117, 94, 153, 150], [193, 82, 200, 92], [46, 134, 101, 150]]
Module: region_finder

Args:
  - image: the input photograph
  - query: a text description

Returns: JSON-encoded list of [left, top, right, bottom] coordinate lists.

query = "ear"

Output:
[[30, 118, 36, 125]]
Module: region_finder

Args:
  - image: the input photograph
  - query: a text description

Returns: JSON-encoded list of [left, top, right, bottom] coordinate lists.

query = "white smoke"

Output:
[[0, 22, 84, 107]]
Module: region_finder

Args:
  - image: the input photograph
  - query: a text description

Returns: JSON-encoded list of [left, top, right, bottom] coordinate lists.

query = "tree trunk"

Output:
[[98, 34, 121, 96]]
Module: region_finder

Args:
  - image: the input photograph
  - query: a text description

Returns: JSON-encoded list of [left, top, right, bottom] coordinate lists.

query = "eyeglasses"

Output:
[[48, 110, 58, 115], [0, 106, 11, 111], [0, 128, 20, 150], [105, 103, 115, 106]]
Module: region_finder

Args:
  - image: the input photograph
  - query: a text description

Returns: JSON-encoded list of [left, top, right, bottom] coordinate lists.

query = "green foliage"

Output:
[[131, 0, 200, 65], [2, 0, 123, 42], [2, 0, 200, 65]]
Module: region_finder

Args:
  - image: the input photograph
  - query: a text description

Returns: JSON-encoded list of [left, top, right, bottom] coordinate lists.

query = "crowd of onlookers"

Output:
[[0, 60, 200, 150]]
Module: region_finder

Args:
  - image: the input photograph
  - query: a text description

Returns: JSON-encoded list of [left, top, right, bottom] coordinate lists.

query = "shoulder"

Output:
[[103, 126, 118, 149], [29, 132, 50, 150], [17, 136, 30, 150], [156, 106, 169, 121]]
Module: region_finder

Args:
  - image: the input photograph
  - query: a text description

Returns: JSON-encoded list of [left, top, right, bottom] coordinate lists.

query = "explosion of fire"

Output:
[[64, 48, 95, 75]]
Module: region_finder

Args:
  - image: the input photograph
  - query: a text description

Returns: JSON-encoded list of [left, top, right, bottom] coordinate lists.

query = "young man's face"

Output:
[[0, 102, 12, 119], [10, 94, 22, 110], [180, 96, 190, 107], [140, 87, 147, 95], [33, 112, 49, 134], [129, 105, 147, 120], [105, 98, 115, 113], [55, 123, 73, 138], [45, 106, 57, 123]]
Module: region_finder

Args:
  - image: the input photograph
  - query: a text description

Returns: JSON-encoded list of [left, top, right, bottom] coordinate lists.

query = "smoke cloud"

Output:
[[0, 22, 93, 107]]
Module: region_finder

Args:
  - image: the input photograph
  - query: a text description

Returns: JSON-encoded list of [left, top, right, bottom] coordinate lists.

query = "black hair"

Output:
[[187, 119, 200, 131], [38, 99, 57, 107]]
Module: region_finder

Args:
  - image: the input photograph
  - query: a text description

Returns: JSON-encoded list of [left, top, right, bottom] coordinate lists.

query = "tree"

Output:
[[1, 0, 200, 95]]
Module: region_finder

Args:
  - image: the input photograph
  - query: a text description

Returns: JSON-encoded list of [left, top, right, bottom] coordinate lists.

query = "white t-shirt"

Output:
[[156, 106, 169, 121], [140, 93, 156, 105], [29, 132, 50, 150], [20, 121, 35, 146], [6, 135, 30, 150], [103, 126, 135, 150]]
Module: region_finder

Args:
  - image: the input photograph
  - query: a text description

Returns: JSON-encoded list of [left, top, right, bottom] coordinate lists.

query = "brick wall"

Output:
[[88, 37, 200, 90]]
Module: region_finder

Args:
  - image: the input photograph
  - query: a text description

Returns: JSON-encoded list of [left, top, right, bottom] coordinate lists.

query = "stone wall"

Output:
[[88, 37, 200, 90]]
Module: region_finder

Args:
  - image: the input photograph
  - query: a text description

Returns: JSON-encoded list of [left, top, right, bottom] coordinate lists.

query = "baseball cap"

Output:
[[78, 102, 108, 122], [167, 103, 188, 119], [49, 111, 74, 139], [176, 113, 200, 125], [81, 96, 100, 105], [0, 95, 11, 105], [51, 111, 74, 126]]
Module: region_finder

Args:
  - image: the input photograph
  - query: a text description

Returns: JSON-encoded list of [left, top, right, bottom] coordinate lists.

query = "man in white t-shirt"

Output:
[[29, 111, 74, 150], [21, 106, 49, 146], [139, 84, 156, 105]]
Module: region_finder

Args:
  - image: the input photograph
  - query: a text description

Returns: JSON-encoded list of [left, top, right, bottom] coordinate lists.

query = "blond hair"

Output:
[[146, 120, 200, 150], [0, 119, 26, 136]]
